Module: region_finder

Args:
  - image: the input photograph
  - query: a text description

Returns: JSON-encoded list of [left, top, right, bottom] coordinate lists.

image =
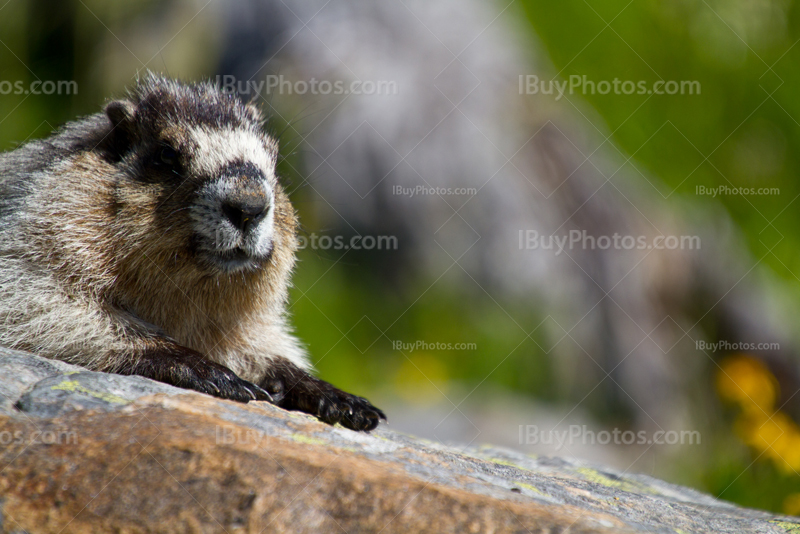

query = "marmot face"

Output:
[[106, 76, 288, 275]]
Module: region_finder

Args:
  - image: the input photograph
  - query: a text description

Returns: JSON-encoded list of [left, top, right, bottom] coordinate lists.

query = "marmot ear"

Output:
[[104, 100, 137, 159]]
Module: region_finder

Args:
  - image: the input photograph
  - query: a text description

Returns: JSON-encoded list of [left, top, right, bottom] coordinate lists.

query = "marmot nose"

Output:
[[221, 199, 268, 234]]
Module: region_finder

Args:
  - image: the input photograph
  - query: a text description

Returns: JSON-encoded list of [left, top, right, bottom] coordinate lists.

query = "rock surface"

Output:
[[1, 349, 798, 533]]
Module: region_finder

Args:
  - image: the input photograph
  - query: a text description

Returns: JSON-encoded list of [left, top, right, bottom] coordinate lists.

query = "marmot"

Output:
[[0, 74, 385, 431]]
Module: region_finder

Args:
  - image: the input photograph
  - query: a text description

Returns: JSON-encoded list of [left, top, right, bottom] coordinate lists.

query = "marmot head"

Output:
[[103, 74, 294, 277]]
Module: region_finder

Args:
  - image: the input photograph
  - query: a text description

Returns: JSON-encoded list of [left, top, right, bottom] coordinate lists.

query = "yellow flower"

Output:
[[719, 354, 800, 477], [739, 411, 785, 450], [717, 354, 778, 412]]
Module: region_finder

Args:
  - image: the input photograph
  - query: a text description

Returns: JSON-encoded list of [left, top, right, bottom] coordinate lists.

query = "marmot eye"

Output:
[[159, 146, 179, 166]]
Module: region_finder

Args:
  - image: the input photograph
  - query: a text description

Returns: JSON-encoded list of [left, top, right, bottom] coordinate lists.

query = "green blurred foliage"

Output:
[[520, 0, 800, 281], [288, 250, 554, 403], [519, 0, 800, 513]]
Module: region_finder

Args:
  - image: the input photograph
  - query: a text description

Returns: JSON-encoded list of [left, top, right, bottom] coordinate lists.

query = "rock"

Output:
[[0, 348, 798, 533]]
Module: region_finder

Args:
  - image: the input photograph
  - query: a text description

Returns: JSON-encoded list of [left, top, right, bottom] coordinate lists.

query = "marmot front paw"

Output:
[[123, 350, 273, 404], [311, 389, 386, 431], [262, 362, 387, 431], [179, 359, 274, 404]]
